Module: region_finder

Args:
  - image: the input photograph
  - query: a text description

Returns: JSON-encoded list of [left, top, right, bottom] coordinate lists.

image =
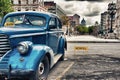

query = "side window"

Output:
[[57, 18, 62, 29], [49, 18, 57, 29]]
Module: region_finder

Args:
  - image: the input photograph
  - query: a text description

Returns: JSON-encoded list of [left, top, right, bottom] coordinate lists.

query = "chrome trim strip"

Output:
[[10, 32, 46, 38], [10, 31, 63, 38], [0, 50, 11, 61]]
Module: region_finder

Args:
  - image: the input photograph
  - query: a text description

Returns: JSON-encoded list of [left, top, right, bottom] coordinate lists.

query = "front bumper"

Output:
[[0, 69, 34, 79]]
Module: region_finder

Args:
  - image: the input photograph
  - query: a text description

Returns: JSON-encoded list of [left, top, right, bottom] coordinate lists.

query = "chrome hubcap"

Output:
[[39, 62, 44, 75]]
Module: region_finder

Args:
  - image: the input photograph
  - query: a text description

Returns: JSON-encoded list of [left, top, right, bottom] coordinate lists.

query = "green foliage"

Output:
[[76, 25, 94, 35], [88, 26, 94, 34], [0, 0, 13, 17], [61, 16, 69, 25], [76, 25, 88, 34]]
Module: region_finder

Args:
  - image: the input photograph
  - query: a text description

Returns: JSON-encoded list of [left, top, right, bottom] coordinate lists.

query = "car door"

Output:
[[47, 17, 59, 54]]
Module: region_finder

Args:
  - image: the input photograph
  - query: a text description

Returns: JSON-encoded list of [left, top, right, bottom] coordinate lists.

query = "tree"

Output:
[[76, 25, 88, 34], [0, 0, 13, 17], [88, 26, 94, 35], [95, 21, 98, 26], [61, 16, 69, 26]]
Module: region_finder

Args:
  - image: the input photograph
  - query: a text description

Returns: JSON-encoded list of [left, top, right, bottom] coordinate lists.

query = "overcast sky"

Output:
[[45, 0, 116, 26]]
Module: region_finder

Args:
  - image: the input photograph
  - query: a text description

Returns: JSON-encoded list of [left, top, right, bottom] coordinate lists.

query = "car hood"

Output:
[[0, 27, 46, 38]]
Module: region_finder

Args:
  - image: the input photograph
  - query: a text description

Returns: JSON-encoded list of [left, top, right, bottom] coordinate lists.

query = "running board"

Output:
[[54, 54, 62, 64]]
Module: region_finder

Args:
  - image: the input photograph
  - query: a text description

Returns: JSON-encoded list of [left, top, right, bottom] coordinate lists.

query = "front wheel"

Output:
[[31, 56, 50, 80]]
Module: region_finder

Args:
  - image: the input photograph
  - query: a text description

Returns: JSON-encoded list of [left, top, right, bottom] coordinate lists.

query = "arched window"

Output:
[[33, 9, 36, 11], [18, 0, 21, 4], [18, 9, 21, 11], [33, 0, 36, 4], [26, 0, 28, 4], [11, 0, 13, 4], [26, 9, 29, 11]]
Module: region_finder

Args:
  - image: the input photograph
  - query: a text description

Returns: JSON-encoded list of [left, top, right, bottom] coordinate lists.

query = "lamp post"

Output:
[[108, 2, 116, 33]]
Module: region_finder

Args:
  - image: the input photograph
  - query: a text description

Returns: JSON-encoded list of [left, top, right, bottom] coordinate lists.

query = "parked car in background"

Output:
[[0, 11, 67, 80]]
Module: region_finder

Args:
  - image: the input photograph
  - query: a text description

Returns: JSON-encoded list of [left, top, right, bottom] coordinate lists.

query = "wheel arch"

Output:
[[58, 37, 67, 53], [46, 52, 51, 68]]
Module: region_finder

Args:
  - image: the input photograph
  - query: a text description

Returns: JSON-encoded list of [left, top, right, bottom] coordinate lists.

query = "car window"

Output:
[[4, 14, 46, 27], [49, 18, 57, 29], [57, 18, 62, 29], [4, 15, 24, 27], [49, 18, 55, 26], [25, 15, 46, 26]]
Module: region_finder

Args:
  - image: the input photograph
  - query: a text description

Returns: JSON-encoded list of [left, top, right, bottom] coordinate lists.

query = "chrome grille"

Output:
[[0, 34, 11, 57]]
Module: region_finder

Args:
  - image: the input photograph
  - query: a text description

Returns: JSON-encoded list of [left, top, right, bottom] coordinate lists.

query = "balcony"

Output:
[[13, 4, 39, 6]]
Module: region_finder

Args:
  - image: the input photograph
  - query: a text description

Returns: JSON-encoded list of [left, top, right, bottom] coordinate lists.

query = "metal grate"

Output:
[[0, 34, 11, 57]]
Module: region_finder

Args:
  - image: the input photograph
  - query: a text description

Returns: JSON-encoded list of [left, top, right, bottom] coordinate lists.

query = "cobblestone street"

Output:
[[62, 54, 120, 80], [48, 43, 120, 80]]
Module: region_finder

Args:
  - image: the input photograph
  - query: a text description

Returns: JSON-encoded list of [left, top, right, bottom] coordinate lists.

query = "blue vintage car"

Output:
[[0, 11, 67, 80]]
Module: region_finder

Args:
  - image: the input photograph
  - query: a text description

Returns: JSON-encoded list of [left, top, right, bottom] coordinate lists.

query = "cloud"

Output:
[[65, 10, 74, 14], [45, 0, 116, 25], [84, 10, 100, 17], [65, 4, 74, 8], [83, 3, 101, 17], [56, 1, 106, 25]]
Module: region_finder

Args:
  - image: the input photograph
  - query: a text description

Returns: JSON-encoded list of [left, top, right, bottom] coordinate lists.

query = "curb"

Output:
[[67, 41, 120, 43]]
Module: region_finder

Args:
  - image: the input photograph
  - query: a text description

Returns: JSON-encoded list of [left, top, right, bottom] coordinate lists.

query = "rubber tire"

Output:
[[30, 56, 50, 80]]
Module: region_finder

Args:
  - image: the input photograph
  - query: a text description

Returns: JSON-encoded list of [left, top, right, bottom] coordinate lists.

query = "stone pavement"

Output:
[[66, 35, 120, 43], [61, 54, 120, 80]]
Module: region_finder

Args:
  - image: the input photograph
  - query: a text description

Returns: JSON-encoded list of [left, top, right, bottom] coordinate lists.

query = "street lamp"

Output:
[[108, 2, 116, 33]]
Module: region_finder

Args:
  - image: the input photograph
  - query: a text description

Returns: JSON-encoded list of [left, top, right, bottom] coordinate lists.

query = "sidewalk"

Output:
[[66, 35, 120, 43]]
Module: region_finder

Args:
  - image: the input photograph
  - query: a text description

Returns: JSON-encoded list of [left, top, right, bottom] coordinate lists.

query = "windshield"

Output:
[[4, 14, 46, 27]]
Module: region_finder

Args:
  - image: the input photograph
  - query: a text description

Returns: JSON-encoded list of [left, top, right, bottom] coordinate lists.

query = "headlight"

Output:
[[17, 42, 29, 55]]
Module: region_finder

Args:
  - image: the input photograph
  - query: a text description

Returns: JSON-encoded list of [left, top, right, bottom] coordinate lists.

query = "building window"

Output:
[[26, 9, 29, 11], [33, 0, 36, 4], [11, 0, 13, 4], [33, 9, 36, 11], [18, 0, 21, 4], [26, 0, 28, 4], [18, 9, 21, 11]]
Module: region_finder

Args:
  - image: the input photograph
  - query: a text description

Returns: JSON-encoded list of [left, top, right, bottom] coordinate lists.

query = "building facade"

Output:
[[101, 11, 109, 36], [115, 0, 120, 39], [107, 2, 117, 39], [68, 14, 80, 27], [100, 2, 117, 39], [44, 1, 66, 18], [67, 14, 80, 35], [11, 0, 46, 12], [72, 14, 80, 26]]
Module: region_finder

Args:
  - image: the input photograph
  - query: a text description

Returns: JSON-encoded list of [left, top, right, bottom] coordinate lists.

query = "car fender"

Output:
[[57, 36, 67, 53], [8, 44, 54, 71]]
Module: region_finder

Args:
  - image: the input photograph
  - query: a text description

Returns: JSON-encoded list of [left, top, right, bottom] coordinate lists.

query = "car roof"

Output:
[[6, 11, 59, 18]]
